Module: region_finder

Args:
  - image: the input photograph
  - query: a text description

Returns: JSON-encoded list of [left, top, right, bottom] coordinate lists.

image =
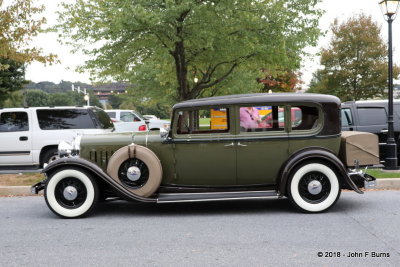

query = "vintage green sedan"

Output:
[[32, 93, 378, 218]]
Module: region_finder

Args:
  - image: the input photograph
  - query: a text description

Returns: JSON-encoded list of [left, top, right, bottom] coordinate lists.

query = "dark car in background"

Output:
[[341, 100, 400, 161]]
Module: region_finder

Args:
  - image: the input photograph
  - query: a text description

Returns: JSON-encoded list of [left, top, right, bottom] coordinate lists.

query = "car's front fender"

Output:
[[36, 157, 157, 203]]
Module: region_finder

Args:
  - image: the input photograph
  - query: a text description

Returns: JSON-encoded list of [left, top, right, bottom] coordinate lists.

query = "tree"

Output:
[[0, 57, 27, 106], [0, 0, 57, 68], [308, 14, 400, 101], [258, 69, 302, 93], [26, 90, 51, 106], [58, 0, 322, 101]]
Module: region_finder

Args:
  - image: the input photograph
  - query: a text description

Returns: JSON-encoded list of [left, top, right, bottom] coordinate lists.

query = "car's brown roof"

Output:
[[173, 93, 341, 109]]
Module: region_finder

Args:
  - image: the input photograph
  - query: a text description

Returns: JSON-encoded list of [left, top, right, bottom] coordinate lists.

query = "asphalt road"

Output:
[[0, 191, 399, 267]]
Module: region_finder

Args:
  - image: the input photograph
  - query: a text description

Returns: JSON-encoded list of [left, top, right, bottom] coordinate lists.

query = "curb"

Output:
[[1, 178, 400, 196], [0, 186, 43, 197]]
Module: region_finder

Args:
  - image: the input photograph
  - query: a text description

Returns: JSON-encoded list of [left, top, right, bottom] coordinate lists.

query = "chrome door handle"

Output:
[[237, 142, 247, 147], [224, 142, 234, 147]]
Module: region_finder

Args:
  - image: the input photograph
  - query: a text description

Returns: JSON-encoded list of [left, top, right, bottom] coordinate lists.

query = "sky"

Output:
[[23, 0, 400, 88]]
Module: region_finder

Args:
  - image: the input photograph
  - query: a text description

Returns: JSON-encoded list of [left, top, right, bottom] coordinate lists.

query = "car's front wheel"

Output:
[[287, 162, 341, 213], [44, 168, 98, 218]]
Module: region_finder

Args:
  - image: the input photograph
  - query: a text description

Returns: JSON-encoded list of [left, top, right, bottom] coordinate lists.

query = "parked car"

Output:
[[33, 93, 377, 218], [0, 106, 114, 169], [341, 100, 400, 161], [105, 109, 147, 132], [106, 109, 170, 131]]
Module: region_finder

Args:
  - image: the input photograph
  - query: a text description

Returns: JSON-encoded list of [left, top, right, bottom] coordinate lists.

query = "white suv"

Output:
[[105, 109, 170, 132], [0, 106, 114, 168]]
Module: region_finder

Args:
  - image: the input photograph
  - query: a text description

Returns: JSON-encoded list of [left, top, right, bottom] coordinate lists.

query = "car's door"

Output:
[[171, 106, 236, 186], [235, 105, 289, 185], [0, 110, 33, 165]]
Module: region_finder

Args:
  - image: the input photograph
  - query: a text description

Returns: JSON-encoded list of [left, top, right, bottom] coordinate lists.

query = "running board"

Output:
[[157, 190, 278, 203]]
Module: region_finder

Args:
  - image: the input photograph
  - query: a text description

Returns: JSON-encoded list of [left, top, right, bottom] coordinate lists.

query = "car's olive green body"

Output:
[[79, 94, 344, 189], [33, 93, 377, 218]]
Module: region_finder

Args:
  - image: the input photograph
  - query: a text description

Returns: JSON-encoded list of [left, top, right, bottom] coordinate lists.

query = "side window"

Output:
[[357, 107, 386, 126], [120, 112, 135, 122], [240, 106, 284, 132], [341, 108, 353, 127], [0, 112, 29, 132], [176, 108, 229, 134], [106, 111, 116, 119], [37, 109, 96, 130], [291, 106, 319, 131]]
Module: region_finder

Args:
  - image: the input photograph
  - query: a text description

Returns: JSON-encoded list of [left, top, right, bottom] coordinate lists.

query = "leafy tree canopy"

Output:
[[0, 57, 27, 106], [308, 14, 400, 101], [58, 0, 322, 101], [0, 0, 57, 69]]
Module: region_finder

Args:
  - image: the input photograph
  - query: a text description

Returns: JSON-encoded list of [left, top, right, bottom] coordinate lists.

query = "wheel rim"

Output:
[[47, 154, 60, 164], [54, 177, 87, 209], [118, 158, 149, 188], [298, 171, 331, 204]]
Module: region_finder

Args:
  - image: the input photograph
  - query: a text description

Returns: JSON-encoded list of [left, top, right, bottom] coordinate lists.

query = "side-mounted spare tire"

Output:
[[107, 145, 163, 198]]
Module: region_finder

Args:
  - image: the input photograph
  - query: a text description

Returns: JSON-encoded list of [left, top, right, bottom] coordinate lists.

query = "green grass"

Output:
[[366, 169, 400, 178]]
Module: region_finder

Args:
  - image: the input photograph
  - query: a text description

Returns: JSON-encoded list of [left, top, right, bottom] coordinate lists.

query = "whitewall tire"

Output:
[[288, 163, 341, 213], [44, 168, 98, 218]]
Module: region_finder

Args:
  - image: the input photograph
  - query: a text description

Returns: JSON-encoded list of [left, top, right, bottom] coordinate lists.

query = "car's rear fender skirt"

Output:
[[278, 147, 362, 196], [42, 157, 157, 203]]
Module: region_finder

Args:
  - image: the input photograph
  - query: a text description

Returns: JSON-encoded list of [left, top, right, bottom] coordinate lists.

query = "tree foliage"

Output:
[[58, 0, 322, 101], [0, 57, 27, 106], [0, 0, 57, 69], [25, 90, 102, 108], [258, 69, 302, 93], [308, 14, 400, 101]]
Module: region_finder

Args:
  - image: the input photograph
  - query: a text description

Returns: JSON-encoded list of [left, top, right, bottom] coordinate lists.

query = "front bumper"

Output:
[[31, 179, 46, 194]]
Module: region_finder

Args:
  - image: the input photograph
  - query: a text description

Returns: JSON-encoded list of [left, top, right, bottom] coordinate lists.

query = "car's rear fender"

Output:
[[39, 157, 157, 203], [277, 147, 363, 197]]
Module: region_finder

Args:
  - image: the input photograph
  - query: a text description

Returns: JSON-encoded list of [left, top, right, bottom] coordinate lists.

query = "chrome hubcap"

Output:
[[127, 166, 141, 181], [307, 180, 322, 195], [63, 186, 78, 201]]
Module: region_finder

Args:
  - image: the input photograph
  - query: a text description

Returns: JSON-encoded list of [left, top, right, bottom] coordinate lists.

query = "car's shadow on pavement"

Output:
[[94, 198, 295, 217], [91, 191, 365, 218]]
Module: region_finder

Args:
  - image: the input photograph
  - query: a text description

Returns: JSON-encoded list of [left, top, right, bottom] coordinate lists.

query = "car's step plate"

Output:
[[157, 190, 278, 203]]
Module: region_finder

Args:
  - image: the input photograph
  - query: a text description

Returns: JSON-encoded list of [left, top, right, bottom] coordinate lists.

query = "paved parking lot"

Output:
[[0, 190, 399, 266]]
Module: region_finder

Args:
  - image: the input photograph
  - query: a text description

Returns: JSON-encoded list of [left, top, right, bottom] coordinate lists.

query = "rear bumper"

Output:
[[349, 172, 377, 189]]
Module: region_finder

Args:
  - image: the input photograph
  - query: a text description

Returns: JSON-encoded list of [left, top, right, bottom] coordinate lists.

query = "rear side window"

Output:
[[37, 109, 96, 130], [0, 112, 29, 132], [120, 111, 142, 122], [291, 106, 319, 131], [91, 108, 114, 129], [357, 107, 386, 126]]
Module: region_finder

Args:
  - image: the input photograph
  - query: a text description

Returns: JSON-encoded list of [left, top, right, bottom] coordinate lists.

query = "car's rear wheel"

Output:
[[287, 162, 341, 213], [44, 168, 98, 218]]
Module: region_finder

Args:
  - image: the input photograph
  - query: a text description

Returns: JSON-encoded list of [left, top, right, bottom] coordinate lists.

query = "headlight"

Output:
[[58, 135, 82, 157], [72, 135, 82, 151], [58, 141, 73, 156]]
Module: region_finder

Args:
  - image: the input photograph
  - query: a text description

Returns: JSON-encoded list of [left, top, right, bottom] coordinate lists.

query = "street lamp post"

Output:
[[380, 0, 400, 169]]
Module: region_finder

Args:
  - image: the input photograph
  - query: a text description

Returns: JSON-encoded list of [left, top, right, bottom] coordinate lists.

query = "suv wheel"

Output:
[[44, 168, 98, 218], [287, 162, 341, 213], [42, 148, 59, 167]]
